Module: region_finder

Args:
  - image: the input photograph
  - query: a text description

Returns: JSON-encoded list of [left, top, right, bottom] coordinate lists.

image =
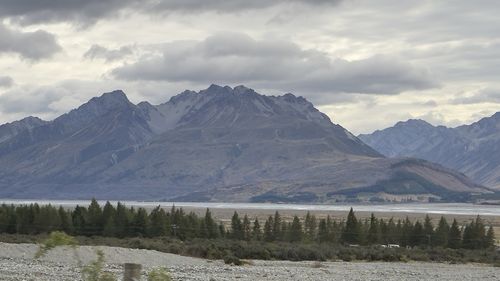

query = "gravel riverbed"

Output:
[[0, 242, 499, 281]]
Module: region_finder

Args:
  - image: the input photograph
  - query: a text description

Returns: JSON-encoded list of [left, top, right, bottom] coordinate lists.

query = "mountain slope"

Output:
[[0, 85, 489, 202], [0, 116, 47, 144], [359, 113, 500, 189]]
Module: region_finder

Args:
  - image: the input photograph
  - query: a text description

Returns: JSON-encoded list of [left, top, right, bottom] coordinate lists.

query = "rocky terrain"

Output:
[[359, 113, 500, 190], [0, 85, 490, 202], [0, 243, 498, 281]]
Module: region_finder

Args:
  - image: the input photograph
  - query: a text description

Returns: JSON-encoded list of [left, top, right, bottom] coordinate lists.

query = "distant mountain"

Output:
[[0, 85, 489, 202], [359, 113, 500, 189], [0, 116, 47, 144]]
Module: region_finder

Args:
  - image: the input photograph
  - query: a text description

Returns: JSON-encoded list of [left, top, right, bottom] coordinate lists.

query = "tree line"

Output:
[[0, 200, 495, 250]]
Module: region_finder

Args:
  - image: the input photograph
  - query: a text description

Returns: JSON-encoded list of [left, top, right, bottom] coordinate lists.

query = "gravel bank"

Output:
[[0, 242, 499, 281]]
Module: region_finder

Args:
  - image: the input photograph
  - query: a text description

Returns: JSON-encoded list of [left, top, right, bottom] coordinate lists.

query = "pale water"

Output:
[[1, 199, 500, 216]]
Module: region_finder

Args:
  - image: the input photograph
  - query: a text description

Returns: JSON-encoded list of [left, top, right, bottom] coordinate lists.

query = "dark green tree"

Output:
[[58, 206, 73, 234], [263, 216, 274, 242], [230, 212, 243, 240], [367, 213, 380, 244], [448, 219, 462, 249], [423, 215, 434, 247], [204, 209, 219, 239], [410, 221, 425, 246], [317, 219, 329, 243], [252, 218, 262, 240], [87, 199, 103, 235], [289, 216, 303, 242], [433, 217, 449, 247], [148, 206, 166, 237], [273, 211, 282, 241], [72, 206, 87, 235], [242, 215, 251, 241], [341, 208, 360, 244], [131, 207, 148, 236], [485, 226, 496, 248], [304, 212, 317, 242]]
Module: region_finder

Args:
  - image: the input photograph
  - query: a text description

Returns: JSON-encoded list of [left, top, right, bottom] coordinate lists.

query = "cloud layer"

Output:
[[0, 0, 499, 134], [0, 0, 342, 25], [0, 23, 61, 60], [0, 76, 13, 88], [84, 44, 133, 62], [112, 33, 437, 101]]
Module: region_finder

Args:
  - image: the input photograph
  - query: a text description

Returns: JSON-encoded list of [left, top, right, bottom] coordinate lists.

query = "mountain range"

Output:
[[359, 113, 500, 190], [0, 85, 489, 202]]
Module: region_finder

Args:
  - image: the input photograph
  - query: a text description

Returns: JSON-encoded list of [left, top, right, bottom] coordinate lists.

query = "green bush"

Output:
[[223, 255, 242, 265], [148, 268, 172, 281]]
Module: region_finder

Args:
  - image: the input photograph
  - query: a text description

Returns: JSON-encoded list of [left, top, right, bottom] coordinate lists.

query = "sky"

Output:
[[0, 0, 499, 134]]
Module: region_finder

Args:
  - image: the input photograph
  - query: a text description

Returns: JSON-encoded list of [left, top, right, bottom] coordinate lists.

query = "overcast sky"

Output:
[[0, 0, 499, 134]]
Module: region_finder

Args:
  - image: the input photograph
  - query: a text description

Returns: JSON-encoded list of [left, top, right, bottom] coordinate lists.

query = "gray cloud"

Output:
[[0, 0, 342, 26], [112, 33, 437, 101], [0, 86, 70, 115], [0, 76, 14, 88], [451, 88, 500, 105], [84, 44, 133, 62], [146, 0, 342, 13], [0, 0, 136, 26], [0, 23, 61, 60]]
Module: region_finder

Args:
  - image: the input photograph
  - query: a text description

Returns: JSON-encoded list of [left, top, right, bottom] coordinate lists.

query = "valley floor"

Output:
[[0, 243, 499, 281]]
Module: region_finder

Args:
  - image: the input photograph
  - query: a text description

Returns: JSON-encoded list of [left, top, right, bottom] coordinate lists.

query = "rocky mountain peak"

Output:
[[0, 85, 489, 201], [395, 119, 433, 129]]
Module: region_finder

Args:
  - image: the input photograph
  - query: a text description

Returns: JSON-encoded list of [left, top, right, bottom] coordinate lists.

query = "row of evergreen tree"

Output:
[[0, 200, 495, 249]]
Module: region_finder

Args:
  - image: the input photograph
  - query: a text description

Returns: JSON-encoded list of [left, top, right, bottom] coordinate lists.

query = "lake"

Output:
[[1, 199, 499, 216]]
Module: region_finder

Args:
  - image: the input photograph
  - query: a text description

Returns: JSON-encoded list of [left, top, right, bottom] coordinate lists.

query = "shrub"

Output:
[[148, 268, 173, 281], [223, 255, 242, 265], [35, 231, 78, 259], [81, 250, 117, 281]]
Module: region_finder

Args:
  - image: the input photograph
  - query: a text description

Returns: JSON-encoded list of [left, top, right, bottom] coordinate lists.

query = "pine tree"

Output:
[[385, 218, 397, 244], [304, 212, 317, 242], [87, 199, 103, 235], [433, 217, 449, 247], [148, 206, 166, 237], [400, 217, 412, 247], [263, 216, 274, 242], [252, 218, 262, 240], [462, 221, 475, 249], [485, 226, 496, 248], [289, 216, 303, 242], [341, 208, 360, 244], [230, 212, 243, 240], [132, 208, 148, 236], [242, 215, 251, 241], [317, 219, 329, 243], [367, 213, 380, 244], [448, 219, 462, 249], [72, 206, 87, 236], [36, 205, 61, 233], [58, 206, 73, 234], [410, 221, 425, 246], [473, 216, 486, 249], [423, 215, 434, 247], [114, 202, 130, 238], [204, 209, 218, 239], [273, 211, 282, 241]]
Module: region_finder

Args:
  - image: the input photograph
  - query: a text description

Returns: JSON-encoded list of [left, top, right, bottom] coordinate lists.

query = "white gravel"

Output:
[[0, 242, 499, 281]]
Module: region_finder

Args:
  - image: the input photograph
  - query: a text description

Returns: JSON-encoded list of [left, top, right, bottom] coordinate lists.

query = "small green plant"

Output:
[[223, 254, 242, 266], [81, 250, 117, 281], [35, 231, 78, 259], [147, 267, 173, 281], [35, 231, 117, 281]]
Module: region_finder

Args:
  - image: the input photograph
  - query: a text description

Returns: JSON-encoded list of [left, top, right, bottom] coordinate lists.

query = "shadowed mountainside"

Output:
[[0, 85, 490, 202], [359, 114, 500, 190]]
